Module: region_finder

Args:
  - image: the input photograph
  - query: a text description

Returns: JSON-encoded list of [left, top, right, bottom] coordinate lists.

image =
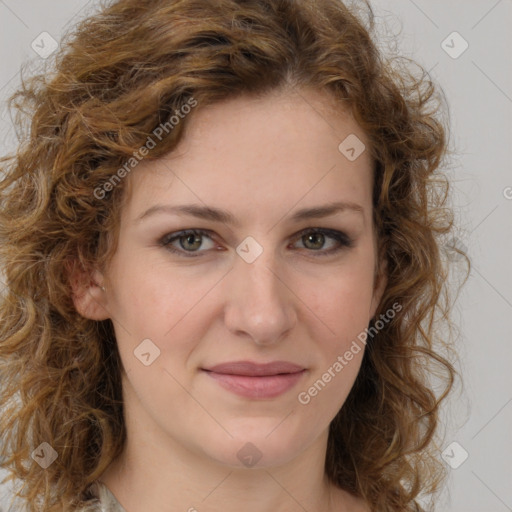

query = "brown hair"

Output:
[[0, 0, 467, 510]]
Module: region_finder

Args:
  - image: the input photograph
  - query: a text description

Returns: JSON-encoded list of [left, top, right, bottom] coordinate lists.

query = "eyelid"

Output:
[[293, 227, 354, 247]]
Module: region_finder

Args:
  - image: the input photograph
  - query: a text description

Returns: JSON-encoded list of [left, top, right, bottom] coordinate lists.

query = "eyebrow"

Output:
[[136, 201, 364, 226]]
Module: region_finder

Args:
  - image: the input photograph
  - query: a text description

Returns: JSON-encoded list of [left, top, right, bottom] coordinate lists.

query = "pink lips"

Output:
[[202, 361, 306, 399]]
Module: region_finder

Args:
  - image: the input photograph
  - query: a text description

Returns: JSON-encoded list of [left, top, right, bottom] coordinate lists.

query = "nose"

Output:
[[223, 249, 297, 346]]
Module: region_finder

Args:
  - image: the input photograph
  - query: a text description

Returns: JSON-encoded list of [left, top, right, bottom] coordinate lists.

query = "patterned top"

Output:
[[0, 479, 126, 512], [78, 481, 127, 512]]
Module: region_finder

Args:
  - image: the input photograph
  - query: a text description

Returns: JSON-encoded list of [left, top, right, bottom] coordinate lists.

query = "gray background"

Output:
[[0, 1, 511, 511]]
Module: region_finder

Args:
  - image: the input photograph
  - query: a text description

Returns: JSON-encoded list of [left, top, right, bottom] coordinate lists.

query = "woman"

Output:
[[0, 0, 466, 510]]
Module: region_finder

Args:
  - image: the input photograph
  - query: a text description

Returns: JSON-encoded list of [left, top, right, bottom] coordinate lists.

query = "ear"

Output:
[[369, 256, 388, 320], [67, 259, 111, 321]]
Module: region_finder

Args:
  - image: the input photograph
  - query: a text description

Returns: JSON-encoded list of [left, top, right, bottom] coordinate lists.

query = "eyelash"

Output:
[[158, 227, 354, 258]]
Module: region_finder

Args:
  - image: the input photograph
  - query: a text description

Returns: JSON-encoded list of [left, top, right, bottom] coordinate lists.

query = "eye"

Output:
[[291, 228, 354, 256], [159, 229, 217, 257], [159, 227, 354, 258]]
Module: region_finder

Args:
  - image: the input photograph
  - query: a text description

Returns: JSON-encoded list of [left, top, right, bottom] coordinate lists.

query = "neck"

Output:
[[101, 436, 342, 512], [99, 377, 358, 512]]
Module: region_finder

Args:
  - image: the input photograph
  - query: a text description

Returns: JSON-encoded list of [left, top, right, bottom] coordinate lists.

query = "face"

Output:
[[85, 88, 386, 469]]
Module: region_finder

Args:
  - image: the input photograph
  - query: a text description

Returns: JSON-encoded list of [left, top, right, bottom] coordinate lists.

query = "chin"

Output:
[[198, 420, 315, 470]]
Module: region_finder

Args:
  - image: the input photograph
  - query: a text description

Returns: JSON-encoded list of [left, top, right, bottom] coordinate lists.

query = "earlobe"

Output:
[[67, 260, 111, 321]]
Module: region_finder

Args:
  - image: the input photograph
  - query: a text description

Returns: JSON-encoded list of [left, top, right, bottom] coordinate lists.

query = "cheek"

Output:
[[108, 248, 221, 335], [106, 257, 225, 395], [299, 258, 376, 340], [296, 266, 373, 415]]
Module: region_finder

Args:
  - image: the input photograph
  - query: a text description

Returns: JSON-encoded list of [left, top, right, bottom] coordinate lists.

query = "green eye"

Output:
[[177, 232, 205, 251], [302, 232, 327, 250], [293, 228, 354, 255], [159, 227, 354, 258], [160, 229, 215, 255]]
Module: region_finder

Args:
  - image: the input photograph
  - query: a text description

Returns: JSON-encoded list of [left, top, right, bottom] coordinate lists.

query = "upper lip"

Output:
[[203, 361, 306, 376]]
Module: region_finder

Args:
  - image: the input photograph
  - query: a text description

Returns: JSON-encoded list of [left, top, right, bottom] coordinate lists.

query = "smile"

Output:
[[201, 361, 307, 399]]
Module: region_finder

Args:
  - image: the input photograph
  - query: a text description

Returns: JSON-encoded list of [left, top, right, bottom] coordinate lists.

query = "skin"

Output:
[[73, 87, 385, 512]]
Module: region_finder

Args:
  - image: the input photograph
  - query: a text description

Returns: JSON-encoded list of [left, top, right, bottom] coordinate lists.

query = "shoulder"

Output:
[[76, 481, 127, 512], [0, 468, 27, 512], [0, 472, 124, 512]]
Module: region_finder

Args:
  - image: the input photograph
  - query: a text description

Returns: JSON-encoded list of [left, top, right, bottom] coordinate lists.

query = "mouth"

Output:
[[201, 361, 307, 399]]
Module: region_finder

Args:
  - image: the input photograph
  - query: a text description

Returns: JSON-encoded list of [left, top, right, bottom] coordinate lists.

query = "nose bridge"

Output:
[[223, 245, 296, 344]]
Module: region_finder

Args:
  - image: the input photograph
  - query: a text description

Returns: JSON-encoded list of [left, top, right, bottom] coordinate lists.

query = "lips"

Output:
[[204, 360, 305, 376], [201, 361, 306, 399]]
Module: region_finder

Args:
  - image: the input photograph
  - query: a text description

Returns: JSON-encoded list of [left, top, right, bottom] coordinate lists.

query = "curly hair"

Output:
[[0, 0, 467, 510]]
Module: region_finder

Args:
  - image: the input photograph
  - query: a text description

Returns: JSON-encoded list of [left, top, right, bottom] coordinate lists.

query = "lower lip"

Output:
[[203, 370, 306, 399]]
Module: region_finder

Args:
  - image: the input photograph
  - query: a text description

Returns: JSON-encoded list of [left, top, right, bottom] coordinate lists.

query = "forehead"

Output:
[[122, 88, 374, 226]]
